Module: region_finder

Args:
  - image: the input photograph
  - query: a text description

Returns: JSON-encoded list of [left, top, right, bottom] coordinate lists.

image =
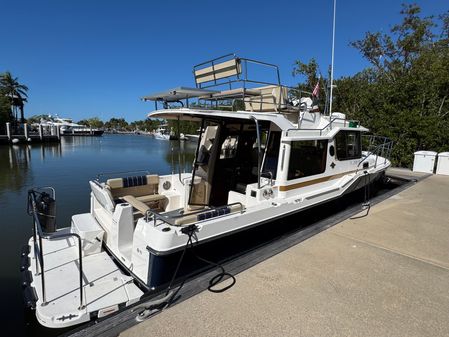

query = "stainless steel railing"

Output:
[[285, 117, 360, 137], [27, 188, 85, 309], [144, 202, 245, 227], [356, 135, 394, 173]]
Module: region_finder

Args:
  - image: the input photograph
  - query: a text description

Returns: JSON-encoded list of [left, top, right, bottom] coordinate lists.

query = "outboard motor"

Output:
[[36, 192, 56, 233]]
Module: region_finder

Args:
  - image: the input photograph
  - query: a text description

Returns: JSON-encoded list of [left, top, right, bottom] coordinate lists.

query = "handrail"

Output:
[[96, 169, 150, 181], [250, 115, 262, 189], [144, 202, 245, 227], [356, 135, 394, 173], [27, 189, 85, 310], [285, 117, 360, 137]]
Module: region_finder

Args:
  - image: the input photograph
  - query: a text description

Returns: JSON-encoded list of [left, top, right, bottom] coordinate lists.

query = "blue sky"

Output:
[[1, 0, 447, 122]]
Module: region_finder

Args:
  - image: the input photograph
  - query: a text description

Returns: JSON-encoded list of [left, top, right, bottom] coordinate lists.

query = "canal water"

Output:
[[0, 135, 196, 336]]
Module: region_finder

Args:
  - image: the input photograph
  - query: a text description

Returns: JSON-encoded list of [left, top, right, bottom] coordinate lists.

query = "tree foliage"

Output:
[[77, 117, 104, 128], [0, 71, 28, 123], [294, 4, 449, 167]]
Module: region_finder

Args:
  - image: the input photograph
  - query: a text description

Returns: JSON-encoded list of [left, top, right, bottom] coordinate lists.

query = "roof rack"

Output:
[[143, 54, 311, 113]]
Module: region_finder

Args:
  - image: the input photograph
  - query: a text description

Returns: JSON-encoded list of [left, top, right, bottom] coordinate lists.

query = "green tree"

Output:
[[294, 4, 449, 168], [0, 71, 28, 128], [0, 93, 10, 133], [104, 117, 129, 130], [78, 117, 104, 128]]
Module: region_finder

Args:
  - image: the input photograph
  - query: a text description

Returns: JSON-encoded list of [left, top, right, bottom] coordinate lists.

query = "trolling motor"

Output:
[[34, 191, 57, 233]]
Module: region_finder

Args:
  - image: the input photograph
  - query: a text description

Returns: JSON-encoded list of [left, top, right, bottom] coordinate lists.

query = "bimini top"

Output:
[[141, 87, 219, 103], [142, 53, 311, 113], [149, 108, 295, 130]]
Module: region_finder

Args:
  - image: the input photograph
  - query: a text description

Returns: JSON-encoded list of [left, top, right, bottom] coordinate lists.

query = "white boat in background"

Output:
[[35, 115, 104, 136], [22, 53, 392, 329], [153, 126, 170, 140]]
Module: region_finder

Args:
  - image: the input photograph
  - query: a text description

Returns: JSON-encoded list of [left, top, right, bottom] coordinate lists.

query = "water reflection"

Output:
[[165, 140, 196, 174], [0, 145, 32, 196]]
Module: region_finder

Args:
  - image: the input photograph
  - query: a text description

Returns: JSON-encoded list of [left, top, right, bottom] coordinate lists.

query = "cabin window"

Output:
[[288, 140, 328, 180], [335, 131, 361, 160]]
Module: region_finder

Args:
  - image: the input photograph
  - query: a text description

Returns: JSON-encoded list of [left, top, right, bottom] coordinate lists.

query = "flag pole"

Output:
[[329, 0, 337, 116]]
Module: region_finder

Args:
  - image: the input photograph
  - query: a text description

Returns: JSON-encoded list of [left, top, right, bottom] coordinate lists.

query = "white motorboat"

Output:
[[36, 115, 104, 136], [22, 54, 392, 329], [153, 126, 170, 140]]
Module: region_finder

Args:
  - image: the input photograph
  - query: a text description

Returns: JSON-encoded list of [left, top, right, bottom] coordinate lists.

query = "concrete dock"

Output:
[[120, 173, 449, 337]]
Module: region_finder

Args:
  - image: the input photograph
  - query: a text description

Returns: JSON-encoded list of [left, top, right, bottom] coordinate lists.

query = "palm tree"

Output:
[[0, 71, 28, 129]]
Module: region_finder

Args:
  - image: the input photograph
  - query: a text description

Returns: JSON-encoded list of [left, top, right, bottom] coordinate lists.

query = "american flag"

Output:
[[312, 78, 320, 97]]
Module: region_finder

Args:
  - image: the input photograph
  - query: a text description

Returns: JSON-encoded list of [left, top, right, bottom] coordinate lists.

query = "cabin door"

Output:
[[188, 121, 221, 207]]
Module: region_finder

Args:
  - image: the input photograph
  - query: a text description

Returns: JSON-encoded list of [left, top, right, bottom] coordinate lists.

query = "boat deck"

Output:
[[28, 231, 143, 328], [119, 171, 449, 337]]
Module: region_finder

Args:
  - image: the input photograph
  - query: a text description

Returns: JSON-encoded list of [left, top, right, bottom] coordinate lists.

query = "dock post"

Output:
[[6, 122, 11, 141], [56, 126, 61, 140], [24, 123, 29, 140], [39, 124, 43, 140], [90, 126, 93, 135], [50, 126, 55, 136]]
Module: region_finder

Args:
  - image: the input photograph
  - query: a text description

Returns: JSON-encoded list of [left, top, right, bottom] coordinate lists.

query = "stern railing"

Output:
[[27, 188, 85, 309]]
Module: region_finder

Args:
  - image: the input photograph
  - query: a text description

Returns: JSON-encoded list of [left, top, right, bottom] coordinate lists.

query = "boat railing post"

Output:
[[76, 235, 84, 309], [250, 116, 261, 189], [6, 122, 11, 141], [38, 234, 47, 306], [24, 123, 28, 140]]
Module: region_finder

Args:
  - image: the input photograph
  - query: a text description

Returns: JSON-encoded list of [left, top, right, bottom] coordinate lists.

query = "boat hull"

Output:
[[61, 130, 104, 136], [130, 169, 386, 290]]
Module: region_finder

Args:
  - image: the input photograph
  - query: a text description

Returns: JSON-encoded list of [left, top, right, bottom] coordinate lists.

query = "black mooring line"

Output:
[[64, 174, 418, 337]]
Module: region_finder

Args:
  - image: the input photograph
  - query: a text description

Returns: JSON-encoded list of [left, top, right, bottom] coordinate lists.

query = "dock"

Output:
[[0, 134, 60, 144], [118, 171, 449, 337], [0, 122, 60, 145]]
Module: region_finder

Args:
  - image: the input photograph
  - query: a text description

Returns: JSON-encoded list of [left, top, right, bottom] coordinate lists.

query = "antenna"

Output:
[[329, 0, 337, 116]]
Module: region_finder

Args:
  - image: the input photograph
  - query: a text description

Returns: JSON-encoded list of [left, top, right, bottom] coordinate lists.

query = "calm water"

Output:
[[0, 135, 196, 336]]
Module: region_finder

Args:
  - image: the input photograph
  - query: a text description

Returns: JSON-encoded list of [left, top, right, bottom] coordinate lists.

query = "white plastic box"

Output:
[[71, 213, 105, 256], [412, 151, 437, 174], [436, 152, 449, 176]]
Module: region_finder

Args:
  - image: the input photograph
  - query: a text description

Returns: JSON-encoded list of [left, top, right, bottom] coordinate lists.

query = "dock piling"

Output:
[[39, 125, 43, 140], [24, 123, 29, 140], [6, 122, 11, 141]]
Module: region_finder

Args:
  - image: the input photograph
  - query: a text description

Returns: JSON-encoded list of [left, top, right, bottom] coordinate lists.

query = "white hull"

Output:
[[153, 133, 170, 140]]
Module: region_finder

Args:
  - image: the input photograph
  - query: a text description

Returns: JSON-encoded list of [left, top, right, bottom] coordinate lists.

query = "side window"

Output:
[[335, 131, 361, 160], [288, 140, 328, 180]]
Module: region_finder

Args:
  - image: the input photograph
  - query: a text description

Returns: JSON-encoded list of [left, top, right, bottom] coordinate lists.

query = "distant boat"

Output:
[[153, 126, 170, 140], [35, 115, 104, 136]]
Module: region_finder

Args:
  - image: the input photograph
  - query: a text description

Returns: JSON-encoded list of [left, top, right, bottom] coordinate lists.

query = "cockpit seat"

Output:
[[106, 174, 168, 211], [122, 195, 150, 215]]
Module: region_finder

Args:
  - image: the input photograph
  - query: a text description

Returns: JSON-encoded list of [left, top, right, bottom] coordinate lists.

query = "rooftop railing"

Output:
[[285, 117, 360, 137]]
